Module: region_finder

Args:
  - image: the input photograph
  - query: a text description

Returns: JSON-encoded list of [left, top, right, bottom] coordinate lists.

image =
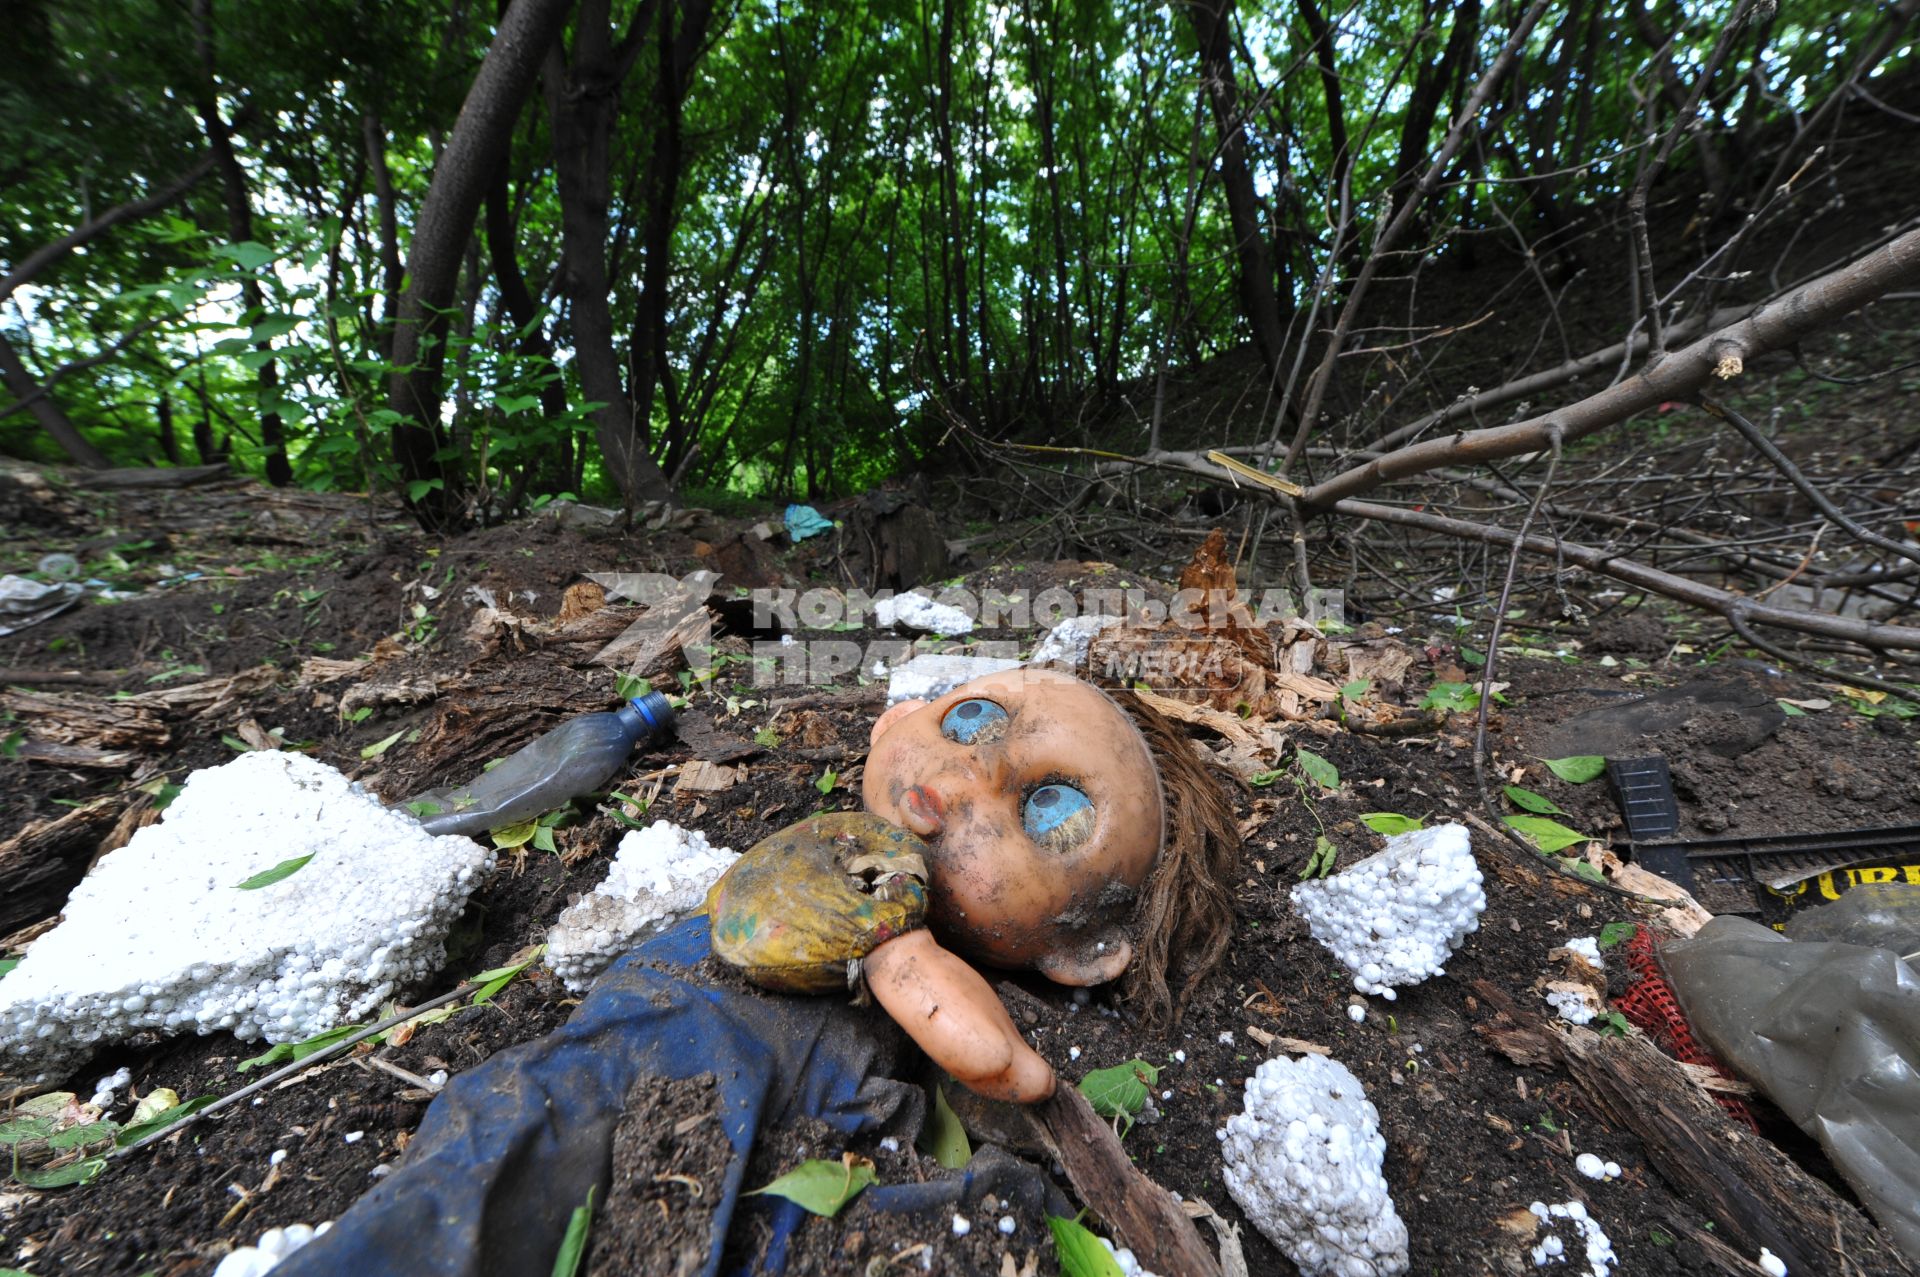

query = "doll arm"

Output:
[[863, 929, 1056, 1104]]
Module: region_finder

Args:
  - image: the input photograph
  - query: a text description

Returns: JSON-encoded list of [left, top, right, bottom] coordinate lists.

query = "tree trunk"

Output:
[[362, 109, 407, 362], [389, 0, 577, 530], [0, 332, 110, 468], [545, 0, 676, 510], [626, 0, 715, 493], [1182, 0, 1288, 380]]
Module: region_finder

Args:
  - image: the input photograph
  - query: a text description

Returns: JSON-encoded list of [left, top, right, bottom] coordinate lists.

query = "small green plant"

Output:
[[746, 1154, 877, 1217], [1078, 1058, 1160, 1137], [1360, 812, 1424, 835], [1420, 682, 1480, 714], [1300, 835, 1338, 879]]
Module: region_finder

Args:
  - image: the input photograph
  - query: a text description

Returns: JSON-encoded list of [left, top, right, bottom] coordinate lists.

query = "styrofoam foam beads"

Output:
[[1291, 824, 1486, 998]]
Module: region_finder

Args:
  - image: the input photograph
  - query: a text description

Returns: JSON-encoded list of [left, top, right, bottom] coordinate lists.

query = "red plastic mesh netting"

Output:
[[1612, 925, 1758, 1130]]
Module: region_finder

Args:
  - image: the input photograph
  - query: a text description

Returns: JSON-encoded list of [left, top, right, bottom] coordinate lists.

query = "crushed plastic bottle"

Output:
[[402, 692, 675, 837]]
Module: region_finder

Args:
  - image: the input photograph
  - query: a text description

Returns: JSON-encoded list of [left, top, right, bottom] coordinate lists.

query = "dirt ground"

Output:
[[1, 468, 1917, 1277], [4, 75, 1920, 1274]]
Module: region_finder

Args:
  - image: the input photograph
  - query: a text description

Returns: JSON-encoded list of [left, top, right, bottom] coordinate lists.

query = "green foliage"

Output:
[[1295, 748, 1340, 793], [233, 854, 315, 890], [1504, 815, 1592, 853], [1420, 682, 1480, 714], [1048, 1216, 1126, 1277], [746, 1155, 877, 1217], [1300, 835, 1338, 879], [1078, 1058, 1160, 1136], [1503, 785, 1565, 816], [1542, 756, 1607, 784], [551, 1186, 596, 1277], [1360, 812, 1424, 835], [923, 1084, 973, 1170]]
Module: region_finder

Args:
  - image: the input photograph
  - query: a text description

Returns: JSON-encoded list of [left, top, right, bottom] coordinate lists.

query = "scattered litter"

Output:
[[1292, 823, 1486, 1000], [1544, 939, 1609, 1027], [1098, 1236, 1163, 1277], [1173, 1049, 1186, 1063], [1222, 1053, 1409, 1277], [998, 1216, 1016, 1235], [545, 821, 739, 992], [1562, 937, 1604, 969], [89, 1066, 132, 1108], [1572, 1153, 1620, 1181], [343, 1130, 364, 1144], [270, 1149, 288, 1166], [1758, 1247, 1788, 1276], [1069, 1046, 1081, 1060], [210, 1220, 333, 1277], [875, 592, 974, 637], [0, 752, 494, 1080], [0, 572, 85, 636], [1027, 614, 1123, 668], [1526, 1200, 1615, 1276], [885, 653, 1022, 704], [1347, 1004, 1367, 1024], [784, 504, 834, 541], [951, 1213, 972, 1236]]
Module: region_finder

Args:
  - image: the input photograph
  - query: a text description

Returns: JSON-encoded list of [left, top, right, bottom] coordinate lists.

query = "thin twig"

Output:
[[113, 981, 478, 1159]]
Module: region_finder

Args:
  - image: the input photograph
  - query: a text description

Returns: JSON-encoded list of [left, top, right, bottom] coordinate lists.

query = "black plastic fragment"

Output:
[[1606, 756, 1680, 842]]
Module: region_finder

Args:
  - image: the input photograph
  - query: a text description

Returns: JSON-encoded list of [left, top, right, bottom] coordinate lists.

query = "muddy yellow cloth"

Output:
[[708, 812, 929, 993]]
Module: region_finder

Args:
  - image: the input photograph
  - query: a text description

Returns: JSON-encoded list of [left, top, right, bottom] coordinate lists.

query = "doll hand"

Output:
[[864, 930, 1056, 1104]]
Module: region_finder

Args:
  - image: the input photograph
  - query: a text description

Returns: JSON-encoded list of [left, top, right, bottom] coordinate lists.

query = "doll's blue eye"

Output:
[[1024, 784, 1092, 839], [940, 698, 1008, 743]]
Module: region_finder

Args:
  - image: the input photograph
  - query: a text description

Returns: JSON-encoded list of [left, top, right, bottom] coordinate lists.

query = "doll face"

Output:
[[862, 669, 1163, 986]]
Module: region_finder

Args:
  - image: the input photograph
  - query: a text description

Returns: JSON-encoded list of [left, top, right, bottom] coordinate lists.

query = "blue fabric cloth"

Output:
[[273, 918, 922, 1277], [783, 505, 834, 541]]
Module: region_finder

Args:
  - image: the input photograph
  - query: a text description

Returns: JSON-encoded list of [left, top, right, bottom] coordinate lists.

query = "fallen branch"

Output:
[[1029, 1083, 1223, 1277], [1330, 496, 1920, 652], [1473, 978, 1911, 1276], [1301, 227, 1920, 508]]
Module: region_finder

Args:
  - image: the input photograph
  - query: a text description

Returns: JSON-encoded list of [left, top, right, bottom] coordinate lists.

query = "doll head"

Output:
[[863, 668, 1240, 1026]]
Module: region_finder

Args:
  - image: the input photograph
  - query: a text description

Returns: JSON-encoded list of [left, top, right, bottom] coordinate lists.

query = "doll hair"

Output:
[[1110, 690, 1242, 1031]]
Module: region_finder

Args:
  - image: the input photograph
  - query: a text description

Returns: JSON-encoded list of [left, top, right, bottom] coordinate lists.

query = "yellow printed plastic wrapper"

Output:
[[707, 811, 930, 993]]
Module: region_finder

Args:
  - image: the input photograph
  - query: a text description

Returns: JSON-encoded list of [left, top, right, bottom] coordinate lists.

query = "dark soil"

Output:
[[3, 478, 1918, 1277], [5, 79, 1920, 1270]]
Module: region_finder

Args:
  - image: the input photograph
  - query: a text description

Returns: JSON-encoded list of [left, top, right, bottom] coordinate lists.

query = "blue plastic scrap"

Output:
[[271, 918, 1060, 1277], [784, 504, 834, 541]]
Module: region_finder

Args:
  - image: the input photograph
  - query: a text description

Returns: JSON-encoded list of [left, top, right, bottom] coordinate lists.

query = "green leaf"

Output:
[[550, 1185, 595, 1277], [234, 854, 315, 890], [1420, 682, 1480, 713], [1503, 785, 1565, 816], [1598, 922, 1638, 949], [236, 1022, 364, 1073], [12, 1152, 107, 1188], [404, 478, 444, 503], [491, 819, 539, 849], [1360, 812, 1424, 835], [815, 768, 838, 795], [214, 240, 279, 271], [1247, 769, 1283, 788], [0, 958, 16, 981], [112, 1095, 215, 1148], [1778, 700, 1806, 717], [1296, 748, 1340, 793], [1459, 646, 1487, 668], [924, 1084, 972, 1170], [1048, 1216, 1126, 1277], [754, 726, 780, 748], [496, 394, 541, 415], [1504, 815, 1591, 853], [1078, 1058, 1159, 1123], [1541, 755, 1606, 784], [1570, 859, 1605, 883], [360, 728, 406, 759], [1339, 678, 1371, 702], [532, 826, 558, 854], [746, 1156, 877, 1217], [1300, 834, 1338, 879], [469, 945, 545, 1005], [249, 314, 300, 343]]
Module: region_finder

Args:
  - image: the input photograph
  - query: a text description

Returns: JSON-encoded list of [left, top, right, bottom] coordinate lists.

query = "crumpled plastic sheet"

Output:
[[272, 916, 1062, 1277], [1784, 882, 1920, 957], [0, 574, 83, 637], [783, 504, 834, 541], [1662, 915, 1920, 1262]]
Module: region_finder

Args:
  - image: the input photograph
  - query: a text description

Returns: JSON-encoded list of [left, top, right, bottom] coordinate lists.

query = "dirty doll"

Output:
[[712, 667, 1242, 1103], [272, 669, 1240, 1277]]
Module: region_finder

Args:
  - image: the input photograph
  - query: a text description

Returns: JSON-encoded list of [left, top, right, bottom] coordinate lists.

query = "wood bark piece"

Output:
[[0, 688, 169, 750], [122, 664, 280, 721], [0, 797, 118, 936], [1472, 979, 1913, 1276], [1030, 1083, 1223, 1277]]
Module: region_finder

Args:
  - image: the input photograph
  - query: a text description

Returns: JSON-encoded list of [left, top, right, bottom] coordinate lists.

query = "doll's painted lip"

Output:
[[900, 785, 945, 837]]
